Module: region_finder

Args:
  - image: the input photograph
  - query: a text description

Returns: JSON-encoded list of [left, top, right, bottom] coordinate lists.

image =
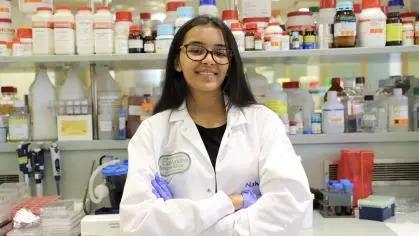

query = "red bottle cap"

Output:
[[56, 5, 72, 11], [1, 86, 16, 93], [77, 6, 92, 11], [230, 23, 242, 31], [37, 7, 52, 11], [116, 11, 133, 22], [283, 81, 300, 89], [320, 0, 336, 9], [245, 22, 257, 31], [222, 10, 239, 21], [332, 77, 341, 85], [140, 12, 151, 20], [362, 0, 381, 9], [287, 11, 313, 17], [166, 1, 185, 12], [0, 18, 11, 23], [354, 3, 361, 13], [130, 24, 141, 32], [17, 28, 32, 38], [243, 17, 270, 23]]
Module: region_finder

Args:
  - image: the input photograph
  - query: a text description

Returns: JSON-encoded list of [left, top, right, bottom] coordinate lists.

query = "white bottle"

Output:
[[75, 6, 94, 55], [247, 67, 268, 104], [231, 23, 245, 52], [318, 0, 336, 49], [96, 65, 121, 140], [59, 67, 86, 101], [175, 7, 195, 32], [322, 91, 345, 134], [94, 6, 114, 54], [53, 5, 75, 55], [156, 24, 174, 53], [265, 83, 289, 130], [30, 69, 57, 140], [388, 88, 409, 132], [114, 11, 132, 54], [199, 0, 218, 17], [32, 7, 53, 55], [359, 2, 387, 48], [164, 2, 185, 25]]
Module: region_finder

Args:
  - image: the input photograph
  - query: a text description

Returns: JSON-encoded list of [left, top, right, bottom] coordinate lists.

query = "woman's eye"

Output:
[[214, 50, 228, 57], [188, 47, 206, 55]]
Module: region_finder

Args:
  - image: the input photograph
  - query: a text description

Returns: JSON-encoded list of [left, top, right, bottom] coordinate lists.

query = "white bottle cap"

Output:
[[327, 91, 337, 101], [393, 88, 402, 96]]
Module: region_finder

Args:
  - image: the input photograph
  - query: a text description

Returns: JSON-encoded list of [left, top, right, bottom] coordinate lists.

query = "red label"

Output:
[[54, 22, 74, 29], [93, 22, 113, 29], [32, 21, 53, 29]]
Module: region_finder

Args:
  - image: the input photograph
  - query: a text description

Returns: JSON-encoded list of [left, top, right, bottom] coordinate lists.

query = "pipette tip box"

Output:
[[358, 195, 395, 222]]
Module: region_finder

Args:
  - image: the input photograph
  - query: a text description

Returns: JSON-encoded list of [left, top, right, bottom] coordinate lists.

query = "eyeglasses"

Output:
[[180, 44, 232, 65]]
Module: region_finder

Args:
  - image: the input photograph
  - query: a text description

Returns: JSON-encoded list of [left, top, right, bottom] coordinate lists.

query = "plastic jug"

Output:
[[58, 66, 86, 101], [95, 65, 122, 140], [246, 67, 268, 104], [29, 69, 57, 140], [265, 83, 288, 128]]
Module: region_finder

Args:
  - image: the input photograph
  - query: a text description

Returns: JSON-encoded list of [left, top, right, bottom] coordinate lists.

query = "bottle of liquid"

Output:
[[30, 69, 57, 140], [96, 65, 122, 140], [199, 0, 218, 17], [58, 67, 86, 101], [114, 11, 133, 55], [324, 77, 346, 102], [322, 91, 345, 134], [354, 76, 365, 95], [361, 95, 378, 133], [343, 78, 364, 132], [388, 88, 409, 132], [8, 100, 30, 141], [318, 0, 337, 49], [265, 83, 289, 131], [283, 81, 314, 134], [127, 87, 149, 138], [413, 87, 419, 131], [164, 1, 185, 25], [0, 86, 17, 119], [246, 67, 268, 104], [359, 0, 387, 48]]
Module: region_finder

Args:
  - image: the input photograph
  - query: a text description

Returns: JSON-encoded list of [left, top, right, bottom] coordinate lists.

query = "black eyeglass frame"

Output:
[[180, 44, 233, 65]]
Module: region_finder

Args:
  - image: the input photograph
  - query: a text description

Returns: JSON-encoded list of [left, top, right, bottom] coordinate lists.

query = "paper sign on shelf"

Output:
[[241, 0, 271, 18], [19, 0, 53, 13]]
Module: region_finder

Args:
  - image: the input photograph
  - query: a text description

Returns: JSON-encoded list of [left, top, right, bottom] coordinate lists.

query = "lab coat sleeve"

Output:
[[119, 119, 235, 236], [203, 108, 312, 236]]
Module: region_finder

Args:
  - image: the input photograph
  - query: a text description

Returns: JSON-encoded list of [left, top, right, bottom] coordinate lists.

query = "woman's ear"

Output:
[[175, 57, 182, 72]]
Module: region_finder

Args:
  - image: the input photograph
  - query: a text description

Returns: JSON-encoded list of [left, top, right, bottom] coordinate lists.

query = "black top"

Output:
[[196, 123, 227, 169]]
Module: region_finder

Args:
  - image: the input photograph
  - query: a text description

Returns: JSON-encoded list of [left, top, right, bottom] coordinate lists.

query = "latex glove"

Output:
[[151, 175, 173, 201], [241, 187, 259, 209]]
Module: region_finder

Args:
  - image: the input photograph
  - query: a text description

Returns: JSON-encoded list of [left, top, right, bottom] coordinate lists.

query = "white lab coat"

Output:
[[120, 101, 311, 236]]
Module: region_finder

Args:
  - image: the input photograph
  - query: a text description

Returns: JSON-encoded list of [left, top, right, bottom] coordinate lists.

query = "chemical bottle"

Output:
[[265, 83, 289, 131], [413, 87, 419, 131], [324, 77, 346, 102], [388, 88, 409, 132], [75, 6, 94, 55], [199, 0, 218, 17], [343, 78, 364, 133], [8, 100, 30, 141], [0, 86, 17, 120], [127, 87, 149, 138], [361, 95, 377, 133], [29, 69, 57, 140], [114, 11, 133, 55], [322, 91, 345, 134], [175, 7, 195, 32], [58, 67, 86, 101], [388, 0, 406, 14], [96, 65, 122, 140], [94, 6, 114, 54], [318, 0, 336, 49], [53, 5, 75, 55], [359, 0, 387, 47], [164, 1, 185, 25], [32, 7, 53, 55], [246, 67, 268, 104], [283, 81, 314, 134]]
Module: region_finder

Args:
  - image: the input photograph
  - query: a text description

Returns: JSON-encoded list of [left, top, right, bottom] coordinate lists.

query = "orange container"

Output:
[[337, 149, 374, 207]]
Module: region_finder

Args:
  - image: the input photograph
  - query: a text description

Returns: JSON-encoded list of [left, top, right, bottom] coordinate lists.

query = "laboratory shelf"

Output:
[[1, 132, 418, 153], [1, 45, 419, 70]]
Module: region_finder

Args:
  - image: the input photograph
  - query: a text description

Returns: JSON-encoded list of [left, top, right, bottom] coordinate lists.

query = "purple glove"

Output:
[[151, 175, 173, 201], [241, 187, 260, 209]]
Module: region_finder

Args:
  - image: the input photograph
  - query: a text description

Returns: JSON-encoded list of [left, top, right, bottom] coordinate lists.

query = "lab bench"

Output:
[[300, 210, 419, 236]]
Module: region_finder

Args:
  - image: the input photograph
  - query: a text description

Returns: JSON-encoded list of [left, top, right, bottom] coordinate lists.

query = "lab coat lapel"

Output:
[[169, 102, 212, 167]]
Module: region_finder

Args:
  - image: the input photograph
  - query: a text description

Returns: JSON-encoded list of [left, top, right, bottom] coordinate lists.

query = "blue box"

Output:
[[358, 196, 395, 222]]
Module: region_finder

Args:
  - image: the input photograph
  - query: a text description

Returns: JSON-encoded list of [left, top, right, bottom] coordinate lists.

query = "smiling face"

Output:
[[176, 24, 230, 95]]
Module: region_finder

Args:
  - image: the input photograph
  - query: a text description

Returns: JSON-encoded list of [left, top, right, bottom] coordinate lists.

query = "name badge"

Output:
[[159, 152, 191, 177]]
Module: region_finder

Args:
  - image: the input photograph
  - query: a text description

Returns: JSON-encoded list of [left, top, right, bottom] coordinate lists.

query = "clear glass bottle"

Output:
[[361, 95, 377, 133], [8, 100, 30, 141], [0, 86, 18, 131], [343, 78, 364, 132], [388, 88, 409, 132]]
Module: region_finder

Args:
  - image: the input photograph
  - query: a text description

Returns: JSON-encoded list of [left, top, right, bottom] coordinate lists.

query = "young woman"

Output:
[[120, 15, 311, 236]]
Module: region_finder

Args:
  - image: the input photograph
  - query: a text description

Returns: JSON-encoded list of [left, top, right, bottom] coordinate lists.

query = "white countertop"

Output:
[[300, 211, 419, 236]]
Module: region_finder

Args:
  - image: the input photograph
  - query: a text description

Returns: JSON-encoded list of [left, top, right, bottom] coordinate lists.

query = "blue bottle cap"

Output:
[[101, 160, 128, 177], [340, 179, 351, 184], [303, 130, 312, 135], [331, 183, 343, 191], [177, 6, 195, 18], [336, 1, 354, 11], [200, 0, 216, 6], [388, 0, 404, 7], [343, 182, 354, 192], [157, 23, 175, 36]]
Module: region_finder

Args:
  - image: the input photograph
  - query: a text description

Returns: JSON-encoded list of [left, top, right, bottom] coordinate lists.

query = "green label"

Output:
[[386, 23, 403, 42]]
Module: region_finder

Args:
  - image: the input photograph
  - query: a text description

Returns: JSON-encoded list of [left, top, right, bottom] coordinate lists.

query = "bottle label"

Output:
[[386, 23, 403, 42], [323, 109, 344, 124], [9, 118, 29, 140], [144, 42, 155, 53], [266, 100, 287, 116], [245, 35, 255, 50], [402, 27, 414, 45], [119, 116, 126, 129], [99, 120, 112, 132], [32, 21, 53, 29], [129, 39, 143, 49], [76, 19, 94, 52], [54, 21, 74, 29], [334, 22, 356, 37], [303, 35, 316, 49], [360, 19, 385, 35], [128, 105, 141, 116], [255, 39, 263, 50], [94, 22, 113, 29], [389, 105, 408, 126]]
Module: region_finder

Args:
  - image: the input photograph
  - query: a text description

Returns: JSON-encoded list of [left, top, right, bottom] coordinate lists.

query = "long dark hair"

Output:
[[153, 15, 256, 114]]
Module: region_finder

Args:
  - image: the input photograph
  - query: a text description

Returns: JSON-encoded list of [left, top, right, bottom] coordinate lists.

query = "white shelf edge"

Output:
[[1, 132, 418, 153]]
